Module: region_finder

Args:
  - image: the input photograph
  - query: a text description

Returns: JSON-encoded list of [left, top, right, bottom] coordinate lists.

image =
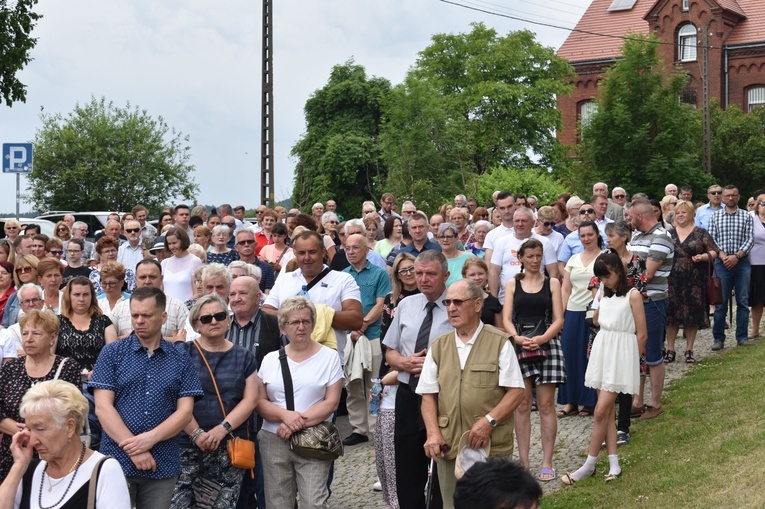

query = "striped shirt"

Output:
[[629, 223, 674, 301], [708, 207, 754, 256], [228, 311, 261, 357]]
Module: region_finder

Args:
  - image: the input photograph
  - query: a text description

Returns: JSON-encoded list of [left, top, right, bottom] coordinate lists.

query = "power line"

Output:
[[438, 0, 722, 50]]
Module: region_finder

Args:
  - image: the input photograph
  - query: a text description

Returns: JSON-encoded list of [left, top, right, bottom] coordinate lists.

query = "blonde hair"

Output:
[[277, 296, 316, 327], [20, 380, 89, 432], [674, 200, 695, 220]]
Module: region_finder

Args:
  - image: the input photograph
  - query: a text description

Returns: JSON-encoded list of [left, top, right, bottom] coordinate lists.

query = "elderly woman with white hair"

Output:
[[207, 225, 240, 267], [256, 297, 343, 509], [0, 379, 130, 508], [556, 196, 584, 237], [436, 223, 475, 287]]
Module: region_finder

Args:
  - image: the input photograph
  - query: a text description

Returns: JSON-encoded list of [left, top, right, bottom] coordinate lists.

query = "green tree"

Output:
[[711, 102, 765, 203], [380, 23, 574, 208], [579, 33, 712, 197], [291, 60, 391, 215], [476, 167, 568, 208], [1, 0, 41, 106], [29, 96, 198, 213]]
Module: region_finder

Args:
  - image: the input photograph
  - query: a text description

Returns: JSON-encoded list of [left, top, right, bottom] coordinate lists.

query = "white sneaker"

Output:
[[373, 481, 382, 491]]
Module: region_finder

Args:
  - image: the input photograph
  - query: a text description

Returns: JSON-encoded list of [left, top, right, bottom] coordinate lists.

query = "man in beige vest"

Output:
[[417, 279, 525, 509]]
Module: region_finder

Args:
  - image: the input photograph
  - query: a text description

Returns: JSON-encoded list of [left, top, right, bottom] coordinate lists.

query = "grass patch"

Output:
[[543, 341, 765, 509]]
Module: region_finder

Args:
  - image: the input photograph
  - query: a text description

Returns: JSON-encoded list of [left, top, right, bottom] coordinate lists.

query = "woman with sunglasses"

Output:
[[171, 294, 258, 509], [89, 237, 136, 296], [3, 219, 20, 242], [207, 224, 240, 267], [381, 253, 419, 343], [437, 223, 475, 288], [374, 217, 403, 260], [534, 207, 565, 262], [44, 238, 64, 262], [2, 255, 39, 328], [54, 221, 72, 242]]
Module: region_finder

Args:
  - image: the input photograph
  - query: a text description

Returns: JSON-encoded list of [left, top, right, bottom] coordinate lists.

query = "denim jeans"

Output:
[[713, 257, 751, 344]]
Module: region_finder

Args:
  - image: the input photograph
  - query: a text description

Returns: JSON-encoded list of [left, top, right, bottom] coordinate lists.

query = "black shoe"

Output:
[[343, 433, 369, 446]]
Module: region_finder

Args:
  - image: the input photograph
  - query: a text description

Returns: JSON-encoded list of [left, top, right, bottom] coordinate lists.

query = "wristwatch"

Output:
[[736, 253, 743, 260], [220, 420, 232, 432], [485, 414, 497, 428]]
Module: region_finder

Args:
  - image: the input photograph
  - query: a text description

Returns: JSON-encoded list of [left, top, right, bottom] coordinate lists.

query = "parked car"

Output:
[[36, 211, 126, 241], [0, 218, 57, 238]]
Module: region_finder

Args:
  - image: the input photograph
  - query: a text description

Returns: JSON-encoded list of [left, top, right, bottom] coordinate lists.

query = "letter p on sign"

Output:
[[2, 143, 33, 173]]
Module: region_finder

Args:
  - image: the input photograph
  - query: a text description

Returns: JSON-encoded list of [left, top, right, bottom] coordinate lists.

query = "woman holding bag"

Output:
[[171, 294, 258, 509], [256, 296, 344, 509], [665, 201, 718, 363], [502, 239, 565, 482]]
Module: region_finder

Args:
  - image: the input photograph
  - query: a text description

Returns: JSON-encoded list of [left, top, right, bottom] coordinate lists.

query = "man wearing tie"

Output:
[[384, 250, 453, 509]]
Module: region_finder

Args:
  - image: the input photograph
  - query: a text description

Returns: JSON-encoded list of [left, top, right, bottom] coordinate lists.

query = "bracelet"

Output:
[[190, 428, 204, 445]]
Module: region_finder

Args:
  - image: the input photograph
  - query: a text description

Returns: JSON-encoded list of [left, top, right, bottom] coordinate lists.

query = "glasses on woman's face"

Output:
[[101, 280, 120, 288], [285, 319, 312, 328], [199, 311, 228, 324], [57, 228, 68, 233], [49, 250, 63, 256], [100, 249, 117, 256], [15, 266, 33, 275], [438, 235, 456, 241], [397, 265, 415, 276]]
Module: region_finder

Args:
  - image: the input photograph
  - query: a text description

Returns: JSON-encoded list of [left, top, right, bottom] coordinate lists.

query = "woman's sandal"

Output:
[[538, 467, 556, 482], [685, 350, 695, 363], [561, 469, 595, 486], [663, 350, 676, 363], [604, 472, 622, 482], [578, 406, 594, 417], [557, 406, 578, 418]]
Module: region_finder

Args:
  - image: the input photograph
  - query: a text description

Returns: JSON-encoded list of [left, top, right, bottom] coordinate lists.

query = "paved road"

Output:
[[329, 322, 740, 508]]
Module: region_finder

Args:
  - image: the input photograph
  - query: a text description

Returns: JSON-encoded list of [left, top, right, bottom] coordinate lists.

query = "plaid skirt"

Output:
[[519, 336, 567, 386]]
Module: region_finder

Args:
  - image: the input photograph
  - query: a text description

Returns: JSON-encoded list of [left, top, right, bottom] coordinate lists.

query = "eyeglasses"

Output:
[[709, 190, 722, 195], [285, 319, 312, 328], [5, 226, 18, 230], [397, 266, 415, 275], [20, 298, 41, 306], [437, 235, 456, 240], [579, 209, 595, 215], [57, 228, 68, 232], [49, 250, 63, 256], [442, 298, 475, 307], [15, 266, 34, 275], [199, 311, 228, 324], [237, 239, 256, 246], [614, 194, 626, 199], [125, 228, 140, 234], [326, 220, 338, 225], [66, 249, 82, 254], [760, 202, 765, 207], [101, 281, 120, 288], [541, 221, 555, 227], [222, 222, 235, 228], [100, 249, 117, 255]]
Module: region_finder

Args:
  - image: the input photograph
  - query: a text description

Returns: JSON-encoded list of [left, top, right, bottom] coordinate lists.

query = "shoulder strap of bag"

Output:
[[305, 267, 332, 293], [279, 347, 295, 411], [53, 357, 67, 380], [544, 277, 552, 325], [87, 456, 113, 509], [275, 246, 289, 265], [192, 341, 227, 419]]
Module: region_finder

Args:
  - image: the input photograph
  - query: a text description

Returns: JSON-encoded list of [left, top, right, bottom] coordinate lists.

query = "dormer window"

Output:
[[682, 0, 689, 10], [678, 24, 697, 62]]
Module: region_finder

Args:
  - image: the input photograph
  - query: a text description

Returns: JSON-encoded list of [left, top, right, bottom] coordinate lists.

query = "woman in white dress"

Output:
[[562, 251, 647, 485], [161, 227, 203, 302]]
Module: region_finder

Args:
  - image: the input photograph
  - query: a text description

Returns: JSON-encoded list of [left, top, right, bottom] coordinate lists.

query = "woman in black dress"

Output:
[[0, 310, 81, 482], [665, 201, 718, 363]]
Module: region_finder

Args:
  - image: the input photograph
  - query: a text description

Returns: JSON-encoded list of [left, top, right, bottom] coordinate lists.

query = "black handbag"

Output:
[[279, 348, 343, 461]]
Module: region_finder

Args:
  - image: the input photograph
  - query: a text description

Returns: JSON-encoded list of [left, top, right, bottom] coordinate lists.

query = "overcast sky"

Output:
[[0, 0, 592, 214]]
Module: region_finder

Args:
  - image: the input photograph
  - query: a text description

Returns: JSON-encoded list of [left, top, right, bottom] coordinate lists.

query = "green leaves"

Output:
[[29, 96, 198, 213], [0, 0, 41, 106]]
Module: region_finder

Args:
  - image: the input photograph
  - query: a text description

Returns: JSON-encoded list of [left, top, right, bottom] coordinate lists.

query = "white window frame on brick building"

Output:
[[748, 86, 765, 112], [678, 24, 697, 62]]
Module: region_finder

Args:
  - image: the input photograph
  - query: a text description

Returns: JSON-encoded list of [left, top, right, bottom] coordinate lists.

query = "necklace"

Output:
[[39, 442, 86, 508], [46, 457, 79, 491]]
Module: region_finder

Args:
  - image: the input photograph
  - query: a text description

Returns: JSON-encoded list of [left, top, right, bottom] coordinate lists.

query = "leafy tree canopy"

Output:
[[579, 33, 713, 198], [29, 96, 198, 213], [476, 166, 568, 208], [0, 0, 41, 106], [380, 23, 574, 209], [291, 59, 391, 216]]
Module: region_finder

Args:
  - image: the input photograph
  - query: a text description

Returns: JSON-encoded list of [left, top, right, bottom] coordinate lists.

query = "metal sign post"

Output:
[[2, 143, 33, 220]]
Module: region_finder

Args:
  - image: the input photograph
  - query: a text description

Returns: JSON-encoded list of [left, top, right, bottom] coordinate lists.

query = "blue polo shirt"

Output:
[[343, 261, 391, 339], [386, 239, 442, 266], [90, 335, 204, 479]]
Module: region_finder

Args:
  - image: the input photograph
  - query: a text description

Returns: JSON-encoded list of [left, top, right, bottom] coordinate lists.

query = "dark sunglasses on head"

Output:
[[579, 209, 595, 215], [125, 228, 140, 234], [199, 311, 228, 324]]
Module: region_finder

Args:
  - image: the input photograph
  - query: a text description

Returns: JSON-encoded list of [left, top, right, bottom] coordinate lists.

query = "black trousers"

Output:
[[394, 384, 442, 509], [616, 393, 633, 434]]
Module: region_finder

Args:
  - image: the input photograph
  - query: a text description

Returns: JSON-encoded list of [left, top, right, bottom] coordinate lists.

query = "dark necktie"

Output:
[[409, 301, 437, 391]]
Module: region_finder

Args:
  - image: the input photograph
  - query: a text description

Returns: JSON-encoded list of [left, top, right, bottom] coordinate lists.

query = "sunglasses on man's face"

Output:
[[125, 228, 140, 234]]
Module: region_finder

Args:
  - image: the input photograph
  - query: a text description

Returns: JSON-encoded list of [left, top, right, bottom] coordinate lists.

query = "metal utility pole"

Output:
[[701, 23, 712, 173], [261, 0, 275, 207]]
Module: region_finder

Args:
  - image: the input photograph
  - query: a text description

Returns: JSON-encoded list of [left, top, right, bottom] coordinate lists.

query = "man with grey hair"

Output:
[[118, 219, 144, 273], [489, 207, 558, 303], [418, 278, 524, 507], [183, 263, 232, 341], [384, 250, 453, 509], [63, 213, 76, 229], [341, 233, 391, 446], [0, 283, 44, 356], [401, 200, 417, 220], [665, 183, 678, 196], [593, 181, 624, 222], [454, 194, 467, 208], [330, 219, 387, 271], [64, 221, 95, 263]]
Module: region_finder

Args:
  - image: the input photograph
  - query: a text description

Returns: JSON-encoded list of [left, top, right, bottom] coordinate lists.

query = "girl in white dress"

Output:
[[562, 251, 647, 485]]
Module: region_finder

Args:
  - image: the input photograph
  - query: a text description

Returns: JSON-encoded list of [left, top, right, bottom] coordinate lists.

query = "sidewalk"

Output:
[[330, 323, 736, 507]]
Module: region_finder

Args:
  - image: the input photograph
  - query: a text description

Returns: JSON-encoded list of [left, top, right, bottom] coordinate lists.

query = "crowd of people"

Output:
[[0, 181, 762, 508]]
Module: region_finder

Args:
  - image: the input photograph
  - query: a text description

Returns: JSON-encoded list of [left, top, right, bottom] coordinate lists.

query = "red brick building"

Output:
[[557, 0, 765, 146]]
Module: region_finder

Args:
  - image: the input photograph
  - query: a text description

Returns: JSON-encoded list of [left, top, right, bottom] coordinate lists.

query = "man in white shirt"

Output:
[[484, 192, 515, 266], [262, 230, 362, 358], [118, 220, 144, 273]]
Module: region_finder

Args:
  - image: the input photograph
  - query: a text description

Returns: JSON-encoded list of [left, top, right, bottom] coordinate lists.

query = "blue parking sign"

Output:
[[3, 143, 33, 173]]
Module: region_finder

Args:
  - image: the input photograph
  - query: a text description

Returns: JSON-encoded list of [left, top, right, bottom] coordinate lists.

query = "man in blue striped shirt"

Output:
[[708, 185, 754, 350], [629, 199, 674, 420]]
